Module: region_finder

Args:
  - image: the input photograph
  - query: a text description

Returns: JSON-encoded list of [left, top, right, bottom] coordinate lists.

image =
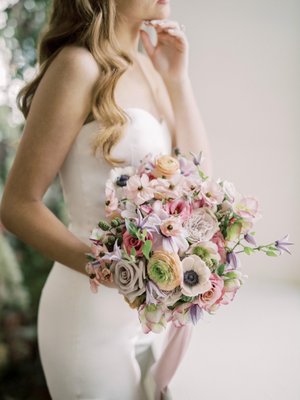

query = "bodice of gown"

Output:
[[58, 107, 172, 245]]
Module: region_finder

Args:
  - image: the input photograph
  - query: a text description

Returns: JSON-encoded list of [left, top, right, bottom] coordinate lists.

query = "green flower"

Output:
[[147, 250, 182, 291]]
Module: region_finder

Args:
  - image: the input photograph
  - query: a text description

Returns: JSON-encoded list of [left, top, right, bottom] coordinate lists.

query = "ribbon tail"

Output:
[[149, 323, 194, 399]]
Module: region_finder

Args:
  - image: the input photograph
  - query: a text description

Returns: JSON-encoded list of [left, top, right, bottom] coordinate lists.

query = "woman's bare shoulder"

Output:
[[49, 45, 101, 84]]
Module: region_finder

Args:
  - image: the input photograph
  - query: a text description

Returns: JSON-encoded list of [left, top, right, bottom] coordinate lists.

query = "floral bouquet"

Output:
[[85, 149, 293, 334]]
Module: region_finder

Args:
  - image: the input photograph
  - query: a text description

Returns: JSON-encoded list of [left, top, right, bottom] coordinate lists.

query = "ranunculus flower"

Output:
[[138, 303, 172, 333], [197, 273, 224, 311], [187, 240, 221, 269], [183, 207, 219, 243], [171, 302, 192, 327], [152, 155, 180, 179], [181, 254, 212, 297], [122, 230, 153, 257], [147, 250, 182, 291], [113, 259, 146, 303]]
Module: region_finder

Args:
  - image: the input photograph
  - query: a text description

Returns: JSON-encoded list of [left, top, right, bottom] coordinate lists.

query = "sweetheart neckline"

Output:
[[82, 107, 166, 130]]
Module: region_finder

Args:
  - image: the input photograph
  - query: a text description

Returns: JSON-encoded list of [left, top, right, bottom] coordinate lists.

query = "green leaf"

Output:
[[244, 247, 254, 255], [85, 253, 96, 261], [142, 240, 152, 260], [266, 251, 278, 256], [217, 264, 226, 276], [267, 246, 278, 251], [181, 295, 194, 302], [130, 247, 136, 257], [125, 219, 139, 237]]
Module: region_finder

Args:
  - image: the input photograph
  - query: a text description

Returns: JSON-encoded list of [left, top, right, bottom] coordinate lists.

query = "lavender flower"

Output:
[[226, 251, 239, 269], [101, 240, 123, 262], [244, 233, 257, 246], [145, 280, 168, 305], [189, 150, 203, 166], [190, 304, 203, 325], [274, 234, 294, 255]]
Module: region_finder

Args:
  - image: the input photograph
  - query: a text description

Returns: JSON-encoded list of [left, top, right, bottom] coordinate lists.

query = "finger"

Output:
[[139, 29, 155, 58], [149, 19, 181, 31], [164, 27, 187, 42]]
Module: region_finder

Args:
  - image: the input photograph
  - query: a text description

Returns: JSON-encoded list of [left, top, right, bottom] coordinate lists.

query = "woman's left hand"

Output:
[[140, 19, 189, 83]]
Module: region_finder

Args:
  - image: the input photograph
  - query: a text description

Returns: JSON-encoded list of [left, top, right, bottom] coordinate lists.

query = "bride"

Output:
[[0, 0, 213, 399]]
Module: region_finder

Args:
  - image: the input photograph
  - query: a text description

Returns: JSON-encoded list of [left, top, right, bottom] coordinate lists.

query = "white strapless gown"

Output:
[[37, 108, 174, 400]]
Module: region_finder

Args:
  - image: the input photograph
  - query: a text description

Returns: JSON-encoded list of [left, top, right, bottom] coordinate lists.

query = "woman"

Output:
[[0, 0, 213, 399]]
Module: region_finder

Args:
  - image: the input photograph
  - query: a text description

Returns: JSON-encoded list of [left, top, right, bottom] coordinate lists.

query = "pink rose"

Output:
[[123, 230, 153, 256], [197, 273, 224, 311], [211, 230, 227, 264]]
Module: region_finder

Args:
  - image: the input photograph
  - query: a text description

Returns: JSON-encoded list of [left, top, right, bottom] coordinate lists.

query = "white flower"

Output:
[[220, 180, 241, 203], [181, 254, 212, 297], [184, 207, 219, 242], [109, 166, 136, 185]]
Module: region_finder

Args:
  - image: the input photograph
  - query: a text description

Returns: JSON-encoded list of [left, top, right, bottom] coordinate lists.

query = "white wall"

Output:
[[168, 0, 300, 284]]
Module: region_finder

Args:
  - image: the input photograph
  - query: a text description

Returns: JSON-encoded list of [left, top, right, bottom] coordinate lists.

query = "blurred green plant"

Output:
[[0, 1, 67, 398]]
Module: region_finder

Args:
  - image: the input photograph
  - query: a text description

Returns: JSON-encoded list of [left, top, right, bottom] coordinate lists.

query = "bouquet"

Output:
[[85, 149, 293, 334]]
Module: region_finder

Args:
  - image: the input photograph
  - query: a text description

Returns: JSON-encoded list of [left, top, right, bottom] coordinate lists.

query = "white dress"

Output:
[[37, 107, 174, 400]]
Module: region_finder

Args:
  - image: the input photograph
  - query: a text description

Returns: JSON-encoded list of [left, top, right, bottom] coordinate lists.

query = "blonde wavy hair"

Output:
[[17, 0, 136, 166]]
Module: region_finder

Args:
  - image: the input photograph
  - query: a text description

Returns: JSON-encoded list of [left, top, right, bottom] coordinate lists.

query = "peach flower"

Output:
[[147, 250, 182, 291], [152, 155, 180, 179]]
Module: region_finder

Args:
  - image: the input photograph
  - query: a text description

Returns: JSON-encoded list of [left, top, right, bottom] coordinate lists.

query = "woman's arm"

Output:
[[0, 46, 113, 284], [160, 75, 213, 177], [140, 20, 214, 177]]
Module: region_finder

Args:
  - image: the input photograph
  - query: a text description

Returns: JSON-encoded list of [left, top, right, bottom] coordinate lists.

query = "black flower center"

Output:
[[184, 270, 199, 286], [116, 174, 130, 187]]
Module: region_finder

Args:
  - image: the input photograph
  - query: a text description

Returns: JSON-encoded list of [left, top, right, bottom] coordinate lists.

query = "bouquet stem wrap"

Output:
[[144, 324, 194, 400]]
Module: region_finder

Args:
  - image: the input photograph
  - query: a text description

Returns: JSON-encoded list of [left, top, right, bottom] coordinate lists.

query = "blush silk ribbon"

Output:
[[143, 323, 194, 400]]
